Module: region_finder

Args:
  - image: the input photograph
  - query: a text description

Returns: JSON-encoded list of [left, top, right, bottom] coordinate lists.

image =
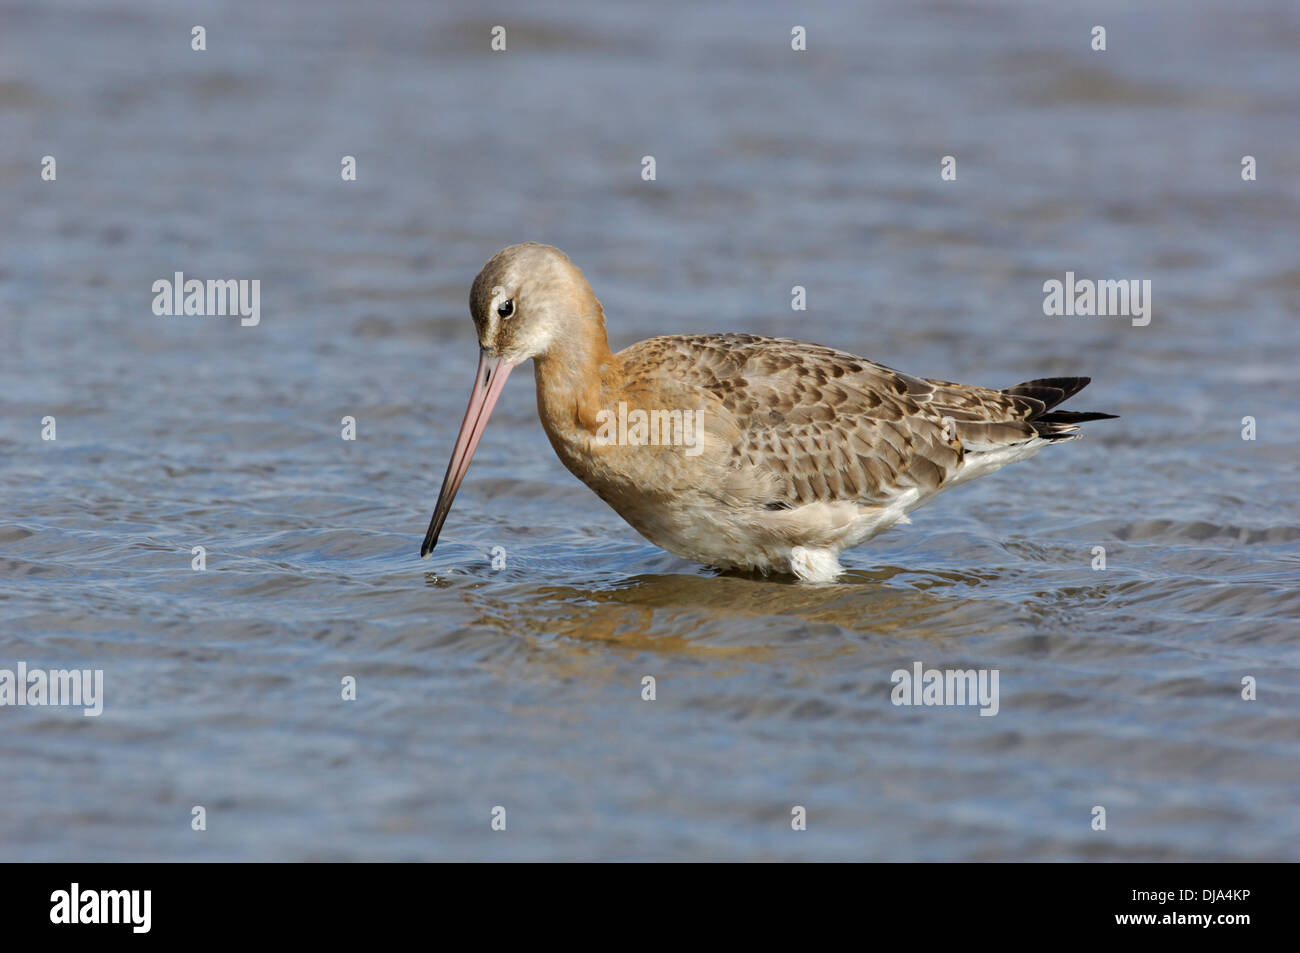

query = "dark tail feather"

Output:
[[1035, 410, 1119, 424], [1003, 376, 1092, 411], [1002, 376, 1118, 441]]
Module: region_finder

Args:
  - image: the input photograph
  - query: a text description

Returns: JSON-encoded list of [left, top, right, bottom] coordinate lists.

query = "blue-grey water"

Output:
[[2, 0, 1298, 861]]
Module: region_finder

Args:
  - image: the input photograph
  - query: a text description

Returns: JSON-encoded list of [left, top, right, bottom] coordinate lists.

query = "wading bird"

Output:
[[420, 243, 1115, 582]]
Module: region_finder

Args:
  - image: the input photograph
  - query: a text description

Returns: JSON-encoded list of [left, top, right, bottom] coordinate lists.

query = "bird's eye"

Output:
[[497, 299, 514, 319]]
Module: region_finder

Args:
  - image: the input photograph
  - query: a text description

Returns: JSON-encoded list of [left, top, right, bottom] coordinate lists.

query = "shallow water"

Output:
[[2, 0, 1298, 860]]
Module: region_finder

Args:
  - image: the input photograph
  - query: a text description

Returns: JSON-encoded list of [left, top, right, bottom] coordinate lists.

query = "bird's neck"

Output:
[[532, 306, 622, 445]]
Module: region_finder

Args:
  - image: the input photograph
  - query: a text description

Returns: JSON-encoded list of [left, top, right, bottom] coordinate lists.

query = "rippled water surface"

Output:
[[2, 0, 1298, 860]]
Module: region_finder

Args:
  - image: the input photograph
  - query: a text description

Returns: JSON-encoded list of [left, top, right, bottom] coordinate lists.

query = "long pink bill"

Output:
[[420, 350, 515, 558]]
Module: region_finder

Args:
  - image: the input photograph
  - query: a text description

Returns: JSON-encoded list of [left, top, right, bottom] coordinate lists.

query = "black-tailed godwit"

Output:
[[420, 243, 1116, 582]]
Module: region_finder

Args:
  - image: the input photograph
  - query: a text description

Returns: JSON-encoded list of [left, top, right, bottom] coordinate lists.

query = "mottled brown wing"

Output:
[[906, 377, 1044, 450], [618, 334, 1000, 507]]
